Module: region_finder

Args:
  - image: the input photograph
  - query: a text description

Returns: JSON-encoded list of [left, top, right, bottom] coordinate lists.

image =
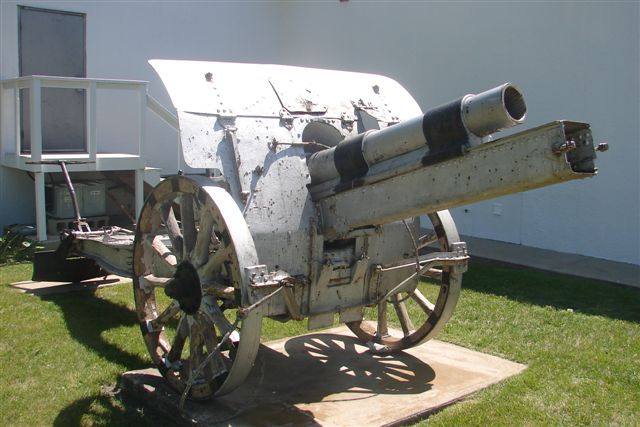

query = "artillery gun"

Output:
[[37, 61, 602, 402]]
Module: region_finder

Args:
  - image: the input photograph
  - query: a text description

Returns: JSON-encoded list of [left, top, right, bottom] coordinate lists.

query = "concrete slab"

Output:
[[462, 236, 640, 288], [10, 274, 129, 295], [120, 326, 526, 426]]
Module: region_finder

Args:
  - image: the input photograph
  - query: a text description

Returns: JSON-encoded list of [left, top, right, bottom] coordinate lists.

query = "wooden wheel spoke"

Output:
[[188, 317, 205, 377], [203, 283, 235, 300], [151, 300, 181, 331], [421, 268, 443, 280], [142, 274, 170, 288], [160, 203, 184, 261], [158, 335, 172, 355], [198, 246, 231, 279], [417, 231, 438, 249], [197, 312, 228, 377], [166, 315, 188, 364], [411, 288, 435, 314], [193, 210, 214, 268], [143, 235, 177, 277], [180, 194, 197, 259], [391, 294, 415, 336], [201, 297, 235, 336]]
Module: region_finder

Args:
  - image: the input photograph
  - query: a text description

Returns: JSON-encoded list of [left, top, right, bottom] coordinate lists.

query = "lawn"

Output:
[[0, 261, 638, 426]]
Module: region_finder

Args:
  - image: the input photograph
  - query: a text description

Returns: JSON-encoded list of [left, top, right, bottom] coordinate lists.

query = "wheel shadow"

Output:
[[99, 332, 436, 426], [229, 332, 435, 405], [40, 289, 148, 369]]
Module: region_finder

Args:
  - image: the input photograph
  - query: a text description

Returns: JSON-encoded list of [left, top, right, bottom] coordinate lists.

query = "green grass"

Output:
[[0, 231, 40, 265], [0, 264, 163, 426], [0, 262, 638, 425], [425, 263, 640, 426]]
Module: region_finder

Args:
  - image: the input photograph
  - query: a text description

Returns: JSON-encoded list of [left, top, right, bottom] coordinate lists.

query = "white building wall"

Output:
[[269, 1, 639, 265], [0, 0, 288, 228], [1, 1, 638, 265]]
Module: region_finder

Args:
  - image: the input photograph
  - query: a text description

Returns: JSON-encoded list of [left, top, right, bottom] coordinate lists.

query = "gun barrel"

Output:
[[308, 83, 526, 185], [314, 120, 597, 239]]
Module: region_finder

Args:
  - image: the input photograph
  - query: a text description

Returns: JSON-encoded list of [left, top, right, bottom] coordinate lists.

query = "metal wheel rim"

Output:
[[347, 211, 462, 351], [132, 175, 261, 399]]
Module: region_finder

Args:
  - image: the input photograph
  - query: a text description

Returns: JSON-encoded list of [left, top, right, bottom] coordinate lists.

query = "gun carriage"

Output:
[[36, 61, 602, 402]]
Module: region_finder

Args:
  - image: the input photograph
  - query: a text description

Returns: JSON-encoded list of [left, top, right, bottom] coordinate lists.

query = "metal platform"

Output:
[[120, 326, 526, 426]]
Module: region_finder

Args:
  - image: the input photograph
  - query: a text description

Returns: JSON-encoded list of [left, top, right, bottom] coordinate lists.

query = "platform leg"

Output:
[[34, 172, 47, 241]]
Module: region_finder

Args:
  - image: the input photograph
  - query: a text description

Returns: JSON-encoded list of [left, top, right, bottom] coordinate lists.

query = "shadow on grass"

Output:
[[53, 392, 172, 427], [41, 290, 148, 370], [462, 261, 640, 323]]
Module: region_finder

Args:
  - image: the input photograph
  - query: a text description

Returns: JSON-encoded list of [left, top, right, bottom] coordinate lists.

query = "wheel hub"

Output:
[[165, 261, 202, 315]]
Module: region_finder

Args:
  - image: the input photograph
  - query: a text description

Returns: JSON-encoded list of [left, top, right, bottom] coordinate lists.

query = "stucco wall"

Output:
[[1, 1, 638, 265]]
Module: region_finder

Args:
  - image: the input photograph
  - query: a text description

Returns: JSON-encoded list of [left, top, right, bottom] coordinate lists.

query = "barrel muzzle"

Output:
[[461, 83, 526, 137]]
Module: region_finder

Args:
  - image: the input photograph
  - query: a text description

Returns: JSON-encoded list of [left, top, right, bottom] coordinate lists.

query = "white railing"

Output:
[[0, 75, 179, 241], [1, 75, 152, 163]]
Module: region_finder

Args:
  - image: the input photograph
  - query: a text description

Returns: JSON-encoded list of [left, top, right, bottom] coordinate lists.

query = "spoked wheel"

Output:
[[347, 211, 463, 352], [133, 175, 262, 400]]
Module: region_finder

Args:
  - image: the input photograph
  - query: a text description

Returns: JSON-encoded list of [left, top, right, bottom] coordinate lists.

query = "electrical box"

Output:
[[45, 181, 106, 218], [46, 183, 81, 219], [82, 181, 106, 217]]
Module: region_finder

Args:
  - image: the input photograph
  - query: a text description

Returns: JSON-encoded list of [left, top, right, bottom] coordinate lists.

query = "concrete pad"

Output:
[[462, 236, 640, 288], [11, 274, 129, 295], [120, 326, 526, 426]]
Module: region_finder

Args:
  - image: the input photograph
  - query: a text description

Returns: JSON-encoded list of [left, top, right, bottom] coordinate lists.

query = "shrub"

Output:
[[0, 228, 39, 265]]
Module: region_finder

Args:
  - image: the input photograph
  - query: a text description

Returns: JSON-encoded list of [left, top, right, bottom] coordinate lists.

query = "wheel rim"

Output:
[[133, 175, 261, 399], [347, 211, 462, 351]]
